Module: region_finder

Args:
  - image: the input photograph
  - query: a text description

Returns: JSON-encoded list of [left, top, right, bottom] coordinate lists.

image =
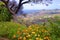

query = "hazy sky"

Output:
[[15, 0, 60, 10]]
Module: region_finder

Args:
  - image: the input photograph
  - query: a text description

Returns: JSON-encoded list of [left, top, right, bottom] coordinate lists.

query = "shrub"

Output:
[[12, 24, 50, 40], [0, 2, 12, 21], [0, 22, 27, 38]]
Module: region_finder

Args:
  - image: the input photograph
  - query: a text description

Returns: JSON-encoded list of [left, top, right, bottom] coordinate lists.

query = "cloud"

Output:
[[58, 4, 60, 5]]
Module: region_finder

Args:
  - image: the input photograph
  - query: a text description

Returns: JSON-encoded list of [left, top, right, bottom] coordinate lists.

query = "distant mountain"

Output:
[[17, 9, 60, 16], [23, 9, 60, 14], [22, 10, 40, 14]]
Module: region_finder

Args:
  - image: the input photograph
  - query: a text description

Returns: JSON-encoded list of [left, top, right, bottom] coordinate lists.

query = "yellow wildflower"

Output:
[[39, 38, 43, 40], [28, 34, 31, 37], [23, 29, 28, 33], [38, 34, 40, 37], [36, 38, 43, 40], [35, 34, 37, 36], [17, 31, 20, 34], [44, 36, 50, 40], [23, 37, 26, 40], [26, 35, 28, 38], [32, 32, 35, 34], [18, 37, 22, 40], [28, 27, 32, 31], [13, 35, 16, 38], [29, 39, 32, 40], [42, 30, 48, 32], [36, 38, 39, 40]]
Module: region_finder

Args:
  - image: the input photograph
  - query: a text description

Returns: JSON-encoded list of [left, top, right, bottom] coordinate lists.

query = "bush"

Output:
[[0, 22, 27, 38], [0, 2, 12, 21]]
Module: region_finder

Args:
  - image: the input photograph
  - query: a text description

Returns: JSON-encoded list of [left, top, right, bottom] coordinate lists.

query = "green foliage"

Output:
[[0, 22, 27, 38], [0, 16, 60, 40], [0, 2, 12, 21]]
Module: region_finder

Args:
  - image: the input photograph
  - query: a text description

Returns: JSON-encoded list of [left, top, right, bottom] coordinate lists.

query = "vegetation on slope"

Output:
[[0, 17, 60, 40]]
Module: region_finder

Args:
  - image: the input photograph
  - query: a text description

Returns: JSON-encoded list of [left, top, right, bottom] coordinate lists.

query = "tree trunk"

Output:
[[12, 14, 18, 22]]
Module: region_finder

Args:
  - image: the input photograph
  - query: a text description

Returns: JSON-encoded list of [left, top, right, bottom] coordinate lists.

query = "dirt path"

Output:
[[0, 38, 9, 40]]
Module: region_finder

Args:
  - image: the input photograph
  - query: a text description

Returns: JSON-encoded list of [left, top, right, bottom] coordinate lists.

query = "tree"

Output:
[[0, 0, 52, 22]]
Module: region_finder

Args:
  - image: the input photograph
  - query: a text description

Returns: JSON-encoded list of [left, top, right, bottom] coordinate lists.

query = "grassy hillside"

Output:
[[0, 16, 60, 40]]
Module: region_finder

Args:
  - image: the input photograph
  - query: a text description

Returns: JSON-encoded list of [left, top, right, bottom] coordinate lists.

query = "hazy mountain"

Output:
[[22, 10, 40, 14], [22, 9, 60, 14], [17, 9, 60, 16]]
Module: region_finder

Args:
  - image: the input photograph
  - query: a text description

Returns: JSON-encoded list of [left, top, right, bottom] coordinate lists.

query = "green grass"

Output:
[[0, 22, 27, 38]]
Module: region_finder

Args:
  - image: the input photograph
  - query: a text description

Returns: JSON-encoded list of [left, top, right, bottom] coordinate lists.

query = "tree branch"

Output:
[[7, 6, 15, 15], [16, 0, 30, 14], [15, 0, 30, 14], [21, 0, 30, 5], [1, 0, 16, 15], [1, 0, 8, 5], [15, 0, 22, 14]]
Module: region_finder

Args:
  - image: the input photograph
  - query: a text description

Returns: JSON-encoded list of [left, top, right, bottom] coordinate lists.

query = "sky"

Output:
[[15, 0, 60, 10]]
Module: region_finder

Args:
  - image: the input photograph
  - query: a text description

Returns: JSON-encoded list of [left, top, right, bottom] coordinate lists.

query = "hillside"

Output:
[[17, 9, 60, 25]]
